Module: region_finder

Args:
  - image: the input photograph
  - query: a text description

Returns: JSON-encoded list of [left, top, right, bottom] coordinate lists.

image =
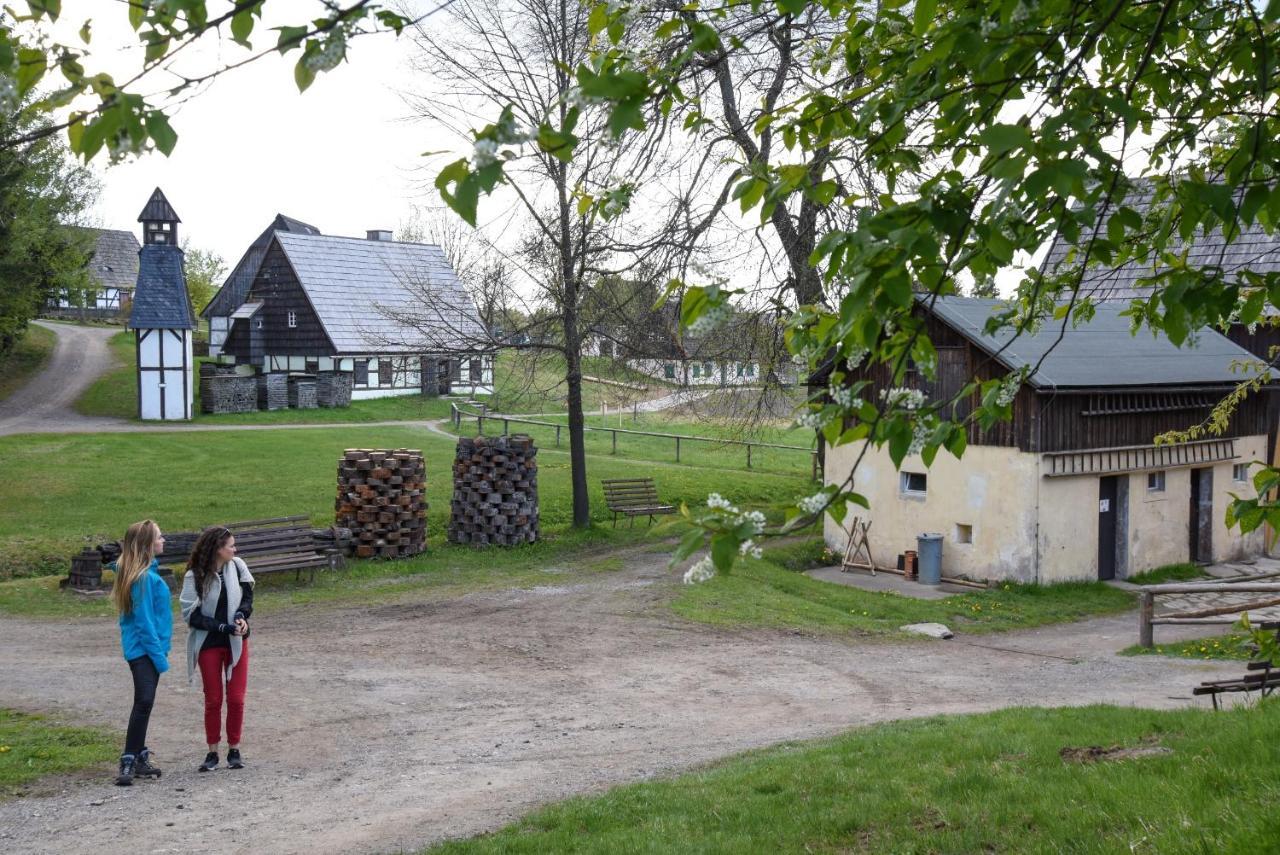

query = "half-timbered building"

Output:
[[47, 227, 141, 319], [824, 296, 1274, 584], [219, 230, 494, 398]]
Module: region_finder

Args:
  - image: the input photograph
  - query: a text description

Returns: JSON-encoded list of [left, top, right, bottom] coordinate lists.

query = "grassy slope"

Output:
[[73, 329, 134, 418], [0, 709, 116, 799], [673, 551, 1134, 637], [0, 425, 806, 582], [0, 324, 56, 404], [425, 703, 1280, 854]]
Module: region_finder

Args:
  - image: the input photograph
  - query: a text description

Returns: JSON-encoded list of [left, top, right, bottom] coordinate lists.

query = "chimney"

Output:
[[366, 229, 394, 242]]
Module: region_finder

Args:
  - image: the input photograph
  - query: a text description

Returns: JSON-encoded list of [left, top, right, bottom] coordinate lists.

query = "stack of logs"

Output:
[[447, 435, 539, 546], [335, 449, 427, 559]]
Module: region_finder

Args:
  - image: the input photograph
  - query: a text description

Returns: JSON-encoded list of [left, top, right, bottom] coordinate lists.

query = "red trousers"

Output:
[[197, 642, 249, 746]]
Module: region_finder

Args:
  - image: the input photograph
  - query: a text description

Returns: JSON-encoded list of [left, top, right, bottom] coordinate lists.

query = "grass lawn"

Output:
[[1121, 632, 1259, 661], [73, 329, 134, 418], [0, 424, 807, 584], [1127, 562, 1208, 585], [424, 702, 1280, 854], [672, 546, 1135, 636], [0, 709, 116, 799], [0, 324, 56, 404]]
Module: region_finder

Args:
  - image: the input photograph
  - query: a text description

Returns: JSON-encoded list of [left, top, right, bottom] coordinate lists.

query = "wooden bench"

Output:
[[1193, 621, 1280, 710], [158, 515, 335, 584], [602, 478, 676, 528]]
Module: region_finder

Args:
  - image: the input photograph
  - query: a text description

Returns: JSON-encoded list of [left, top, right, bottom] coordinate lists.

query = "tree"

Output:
[[435, 0, 1280, 571], [182, 243, 226, 320], [0, 103, 97, 354], [406, 0, 724, 528]]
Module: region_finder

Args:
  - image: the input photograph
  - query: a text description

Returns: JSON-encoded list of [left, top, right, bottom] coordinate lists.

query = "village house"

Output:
[[824, 296, 1273, 584], [217, 229, 495, 398], [47, 227, 141, 319]]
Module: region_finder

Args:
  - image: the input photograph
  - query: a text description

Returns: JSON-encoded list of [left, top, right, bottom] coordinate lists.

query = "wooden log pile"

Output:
[[316, 371, 353, 407], [447, 435, 539, 546], [289, 376, 318, 409], [199, 364, 257, 414], [335, 449, 427, 559], [257, 373, 288, 410]]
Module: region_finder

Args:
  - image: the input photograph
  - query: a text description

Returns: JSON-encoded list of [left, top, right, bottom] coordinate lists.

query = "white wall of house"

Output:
[[137, 327, 192, 420], [824, 434, 1268, 584], [255, 353, 494, 399], [627, 358, 764, 386]]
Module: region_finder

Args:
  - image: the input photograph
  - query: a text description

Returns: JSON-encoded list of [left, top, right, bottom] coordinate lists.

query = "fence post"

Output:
[[811, 452, 818, 481], [612, 430, 617, 454], [676, 436, 681, 463], [503, 418, 509, 436], [556, 425, 561, 447], [747, 444, 752, 469], [1139, 591, 1154, 648], [478, 415, 484, 435]]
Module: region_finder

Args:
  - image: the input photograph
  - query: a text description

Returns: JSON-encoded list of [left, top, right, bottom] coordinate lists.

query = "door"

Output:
[[1190, 467, 1214, 563], [1098, 476, 1118, 581]]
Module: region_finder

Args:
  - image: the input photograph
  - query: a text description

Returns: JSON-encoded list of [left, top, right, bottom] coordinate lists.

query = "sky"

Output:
[[59, 2, 463, 269]]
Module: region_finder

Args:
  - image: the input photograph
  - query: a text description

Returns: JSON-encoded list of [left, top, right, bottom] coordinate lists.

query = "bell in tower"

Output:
[[138, 186, 181, 246]]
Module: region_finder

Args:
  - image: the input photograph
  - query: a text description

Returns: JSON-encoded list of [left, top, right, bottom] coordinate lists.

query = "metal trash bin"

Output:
[[916, 533, 943, 585]]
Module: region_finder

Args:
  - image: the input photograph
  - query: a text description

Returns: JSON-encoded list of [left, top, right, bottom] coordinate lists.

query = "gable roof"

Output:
[[272, 232, 489, 353], [922, 296, 1262, 389], [128, 245, 196, 330], [1039, 181, 1280, 301], [137, 187, 181, 223], [202, 213, 322, 319], [76, 227, 140, 291]]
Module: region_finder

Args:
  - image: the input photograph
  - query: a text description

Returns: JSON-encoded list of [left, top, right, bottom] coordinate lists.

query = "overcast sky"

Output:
[[64, 2, 460, 268]]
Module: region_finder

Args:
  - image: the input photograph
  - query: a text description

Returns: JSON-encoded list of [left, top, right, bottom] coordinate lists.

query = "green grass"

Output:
[[0, 324, 56, 404], [1121, 633, 1259, 661], [0, 424, 806, 584], [0, 709, 116, 799], [424, 703, 1280, 854], [672, 556, 1135, 636], [73, 329, 134, 418], [1127, 562, 1208, 585]]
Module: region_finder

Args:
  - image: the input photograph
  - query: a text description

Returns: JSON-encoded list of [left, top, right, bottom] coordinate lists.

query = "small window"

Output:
[[692, 364, 701, 378], [747, 364, 756, 377], [287, 310, 297, 328], [703, 361, 713, 376], [954, 524, 973, 544], [255, 318, 263, 329], [1147, 470, 1166, 492], [354, 360, 369, 385], [378, 361, 393, 386], [470, 357, 482, 381], [1234, 463, 1250, 483], [736, 363, 744, 377], [901, 471, 927, 495], [305, 358, 318, 374], [664, 363, 676, 379]]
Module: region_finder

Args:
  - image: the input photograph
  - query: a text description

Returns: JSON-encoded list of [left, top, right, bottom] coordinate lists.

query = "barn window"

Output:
[[900, 472, 927, 496], [1147, 471, 1166, 492], [470, 357, 482, 382], [378, 360, 393, 386], [692, 364, 701, 378], [305, 358, 318, 374], [354, 360, 369, 385], [664, 363, 676, 379], [1234, 463, 1250, 483], [287, 310, 297, 328]]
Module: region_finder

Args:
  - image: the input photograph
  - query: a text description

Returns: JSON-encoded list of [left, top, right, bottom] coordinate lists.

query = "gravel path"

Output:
[[0, 322, 126, 435], [0, 548, 1241, 855]]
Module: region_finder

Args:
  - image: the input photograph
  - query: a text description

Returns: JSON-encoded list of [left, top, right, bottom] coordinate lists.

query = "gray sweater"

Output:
[[179, 557, 255, 684]]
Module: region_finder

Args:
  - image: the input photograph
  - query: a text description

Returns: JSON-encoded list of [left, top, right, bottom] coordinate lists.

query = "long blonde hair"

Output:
[[112, 520, 160, 614]]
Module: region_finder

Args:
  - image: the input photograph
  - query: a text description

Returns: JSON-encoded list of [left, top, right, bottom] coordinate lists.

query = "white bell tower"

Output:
[[128, 188, 195, 421]]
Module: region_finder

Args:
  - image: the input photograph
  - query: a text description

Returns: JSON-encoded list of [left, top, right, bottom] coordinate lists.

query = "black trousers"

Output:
[[124, 656, 160, 756]]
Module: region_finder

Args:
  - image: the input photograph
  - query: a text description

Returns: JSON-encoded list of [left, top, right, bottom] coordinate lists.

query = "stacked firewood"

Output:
[[447, 435, 539, 546], [335, 449, 427, 559]]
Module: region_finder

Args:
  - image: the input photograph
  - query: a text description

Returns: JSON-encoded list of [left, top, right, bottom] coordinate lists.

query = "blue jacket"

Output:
[[118, 558, 173, 673]]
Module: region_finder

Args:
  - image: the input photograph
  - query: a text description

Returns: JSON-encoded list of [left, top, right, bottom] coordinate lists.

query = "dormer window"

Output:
[[287, 311, 297, 328]]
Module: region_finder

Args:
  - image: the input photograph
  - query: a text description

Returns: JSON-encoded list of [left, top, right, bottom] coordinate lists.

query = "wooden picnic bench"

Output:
[[602, 478, 676, 528], [1192, 621, 1280, 710], [158, 515, 336, 584]]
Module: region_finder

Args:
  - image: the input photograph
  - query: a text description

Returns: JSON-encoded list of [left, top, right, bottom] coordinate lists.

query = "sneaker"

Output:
[[134, 748, 162, 779], [226, 748, 244, 770], [197, 751, 219, 772], [115, 754, 136, 786]]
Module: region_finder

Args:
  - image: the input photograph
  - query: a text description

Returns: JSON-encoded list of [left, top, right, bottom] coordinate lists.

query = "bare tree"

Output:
[[402, 0, 726, 528]]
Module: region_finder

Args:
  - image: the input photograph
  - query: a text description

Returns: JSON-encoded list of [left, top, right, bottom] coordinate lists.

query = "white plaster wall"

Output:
[[823, 441, 1040, 583], [1127, 468, 1192, 573], [1213, 434, 1268, 562], [1035, 474, 1104, 582]]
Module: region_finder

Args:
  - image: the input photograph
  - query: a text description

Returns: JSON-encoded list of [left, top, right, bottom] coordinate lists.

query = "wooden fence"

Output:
[[450, 403, 818, 479], [1138, 578, 1280, 647]]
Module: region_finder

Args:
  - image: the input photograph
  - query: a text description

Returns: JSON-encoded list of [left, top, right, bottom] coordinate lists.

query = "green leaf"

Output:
[[776, 0, 807, 14], [79, 20, 91, 43], [276, 25, 308, 52], [144, 111, 177, 156], [588, 3, 608, 36], [710, 533, 737, 573], [537, 123, 578, 162], [913, 0, 937, 35], [978, 123, 1030, 156], [673, 527, 705, 564], [231, 10, 255, 47], [16, 48, 46, 95], [436, 159, 479, 226], [293, 57, 316, 92], [128, 0, 144, 30]]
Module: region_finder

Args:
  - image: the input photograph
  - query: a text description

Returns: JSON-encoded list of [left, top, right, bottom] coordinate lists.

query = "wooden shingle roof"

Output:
[[202, 213, 321, 318], [128, 245, 195, 330]]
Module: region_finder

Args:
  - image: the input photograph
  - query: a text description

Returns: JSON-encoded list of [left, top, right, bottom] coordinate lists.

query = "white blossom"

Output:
[[687, 302, 731, 336], [706, 493, 733, 511], [829, 385, 863, 409], [907, 420, 932, 456], [798, 492, 828, 516], [472, 138, 500, 168], [795, 409, 833, 430], [741, 510, 766, 534], [304, 34, 346, 72], [880, 386, 926, 411], [738, 539, 764, 559], [682, 555, 715, 585]]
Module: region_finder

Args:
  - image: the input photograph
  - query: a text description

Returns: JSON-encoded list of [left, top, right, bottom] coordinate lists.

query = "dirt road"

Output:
[[0, 548, 1239, 855], [0, 322, 127, 435]]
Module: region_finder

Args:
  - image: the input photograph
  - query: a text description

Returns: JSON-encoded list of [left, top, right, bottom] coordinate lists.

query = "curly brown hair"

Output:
[[187, 526, 233, 596]]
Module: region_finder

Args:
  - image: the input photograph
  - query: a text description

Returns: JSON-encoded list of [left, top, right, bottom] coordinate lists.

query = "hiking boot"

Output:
[[134, 748, 162, 779], [226, 748, 244, 770], [115, 754, 136, 786], [197, 751, 219, 772]]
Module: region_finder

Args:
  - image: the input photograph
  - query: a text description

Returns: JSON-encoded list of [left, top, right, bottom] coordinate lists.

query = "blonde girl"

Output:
[[111, 519, 173, 786]]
